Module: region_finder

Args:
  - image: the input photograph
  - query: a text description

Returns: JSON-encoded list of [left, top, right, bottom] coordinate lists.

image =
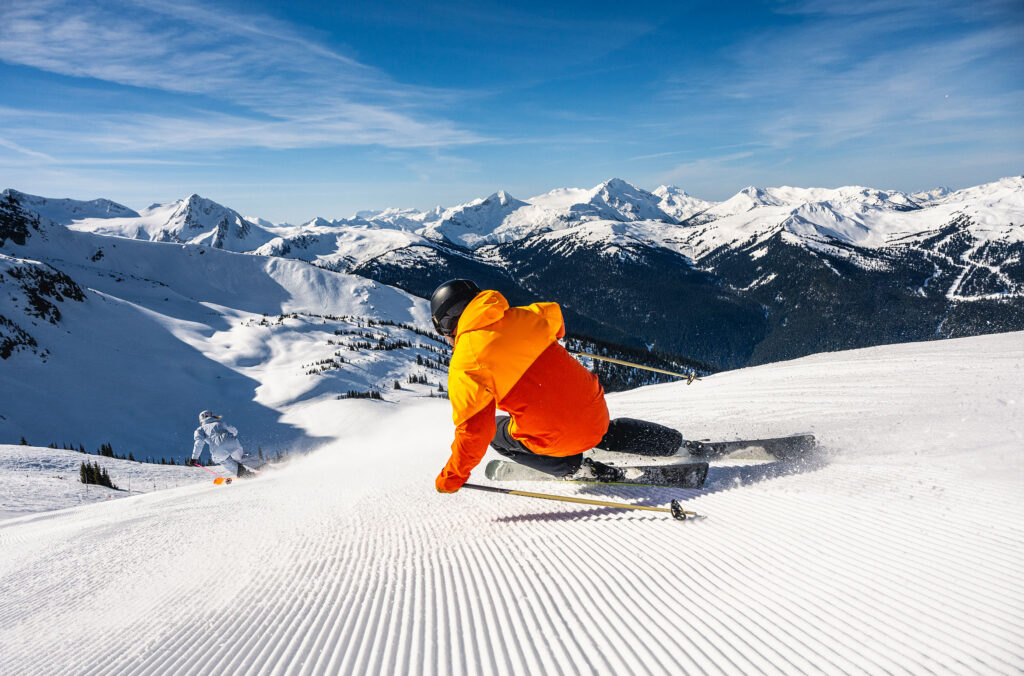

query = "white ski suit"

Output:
[[193, 419, 245, 476]]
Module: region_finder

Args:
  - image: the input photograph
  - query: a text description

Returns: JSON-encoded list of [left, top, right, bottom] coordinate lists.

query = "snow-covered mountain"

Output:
[[5, 175, 1022, 369], [255, 223, 431, 272], [246, 215, 287, 229], [653, 184, 715, 221], [674, 179, 1019, 256], [258, 179, 680, 252], [0, 190, 443, 460], [910, 186, 953, 204], [528, 177, 674, 223], [420, 190, 531, 248], [1, 188, 139, 223], [65, 193, 276, 252], [361, 205, 445, 231], [682, 184, 920, 228], [251, 176, 1022, 288], [355, 176, 1024, 366], [2, 331, 1021, 672]]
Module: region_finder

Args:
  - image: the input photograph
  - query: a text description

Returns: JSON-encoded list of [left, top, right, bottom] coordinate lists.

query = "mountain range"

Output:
[[3, 175, 1023, 370]]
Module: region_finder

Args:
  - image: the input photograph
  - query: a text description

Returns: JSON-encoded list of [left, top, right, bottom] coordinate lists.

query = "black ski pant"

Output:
[[490, 416, 585, 477], [490, 416, 683, 477]]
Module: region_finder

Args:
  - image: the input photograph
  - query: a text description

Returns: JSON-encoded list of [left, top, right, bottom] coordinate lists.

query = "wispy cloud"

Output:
[[662, 0, 1024, 153], [0, 108, 480, 153], [654, 152, 757, 189], [0, 0, 483, 152], [0, 136, 56, 161], [627, 150, 688, 162]]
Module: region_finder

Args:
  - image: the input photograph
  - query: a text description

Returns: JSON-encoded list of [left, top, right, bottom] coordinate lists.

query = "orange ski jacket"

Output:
[[436, 290, 609, 492]]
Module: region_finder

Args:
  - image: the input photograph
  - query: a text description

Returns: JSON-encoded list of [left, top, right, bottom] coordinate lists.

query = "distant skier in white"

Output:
[[190, 410, 254, 478]]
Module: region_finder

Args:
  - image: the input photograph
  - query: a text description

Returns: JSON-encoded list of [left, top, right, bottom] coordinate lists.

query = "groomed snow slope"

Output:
[[1, 332, 1022, 674]]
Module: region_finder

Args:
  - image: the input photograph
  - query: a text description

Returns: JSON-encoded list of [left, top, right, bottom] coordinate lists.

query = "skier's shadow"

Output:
[[493, 452, 828, 523]]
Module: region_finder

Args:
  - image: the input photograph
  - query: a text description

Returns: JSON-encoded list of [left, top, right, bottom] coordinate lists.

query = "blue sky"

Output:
[[0, 0, 1021, 222]]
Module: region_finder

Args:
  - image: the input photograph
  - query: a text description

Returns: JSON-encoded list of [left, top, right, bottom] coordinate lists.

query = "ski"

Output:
[[213, 474, 259, 485], [485, 459, 708, 489], [683, 434, 816, 461]]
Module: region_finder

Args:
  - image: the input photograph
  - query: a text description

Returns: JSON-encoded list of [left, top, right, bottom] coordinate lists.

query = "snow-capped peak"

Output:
[[599, 177, 636, 193], [934, 175, 1024, 204], [653, 185, 688, 198], [528, 178, 673, 224], [467, 190, 525, 210], [493, 190, 515, 206], [592, 178, 672, 221], [1, 188, 139, 225], [246, 216, 285, 229], [653, 185, 716, 222], [420, 190, 530, 248], [693, 184, 920, 225], [59, 193, 276, 252], [910, 186, 952, 204], [300, 217, 338, 229]]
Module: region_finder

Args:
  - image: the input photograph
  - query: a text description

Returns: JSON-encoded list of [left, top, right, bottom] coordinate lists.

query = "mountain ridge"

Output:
[[15, 190, 279, 253], [5, 176, 1022, 367]]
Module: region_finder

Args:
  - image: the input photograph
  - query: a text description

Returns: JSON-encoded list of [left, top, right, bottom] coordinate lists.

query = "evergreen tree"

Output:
[[79, 461, 117, 489], [20, 437, 28, 445]]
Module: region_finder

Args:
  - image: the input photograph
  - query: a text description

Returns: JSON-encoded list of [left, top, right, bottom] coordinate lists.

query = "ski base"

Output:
[[684, 434, 816, 461], [485, 459, 708, 489]]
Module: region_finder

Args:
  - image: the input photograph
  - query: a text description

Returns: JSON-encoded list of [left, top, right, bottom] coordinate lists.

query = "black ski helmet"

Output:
[[430, 279, 481, 337]]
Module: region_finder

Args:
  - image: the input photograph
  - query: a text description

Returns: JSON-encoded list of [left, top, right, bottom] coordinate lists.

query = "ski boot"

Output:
[[572, 458, 625, 483]]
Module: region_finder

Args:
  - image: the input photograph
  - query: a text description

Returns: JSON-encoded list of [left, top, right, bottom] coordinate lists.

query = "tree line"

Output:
[[24, 438, 214, 466]]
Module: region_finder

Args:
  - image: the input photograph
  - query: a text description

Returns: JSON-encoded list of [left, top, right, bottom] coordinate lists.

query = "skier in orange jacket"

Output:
[[431, 280, 681, 493]]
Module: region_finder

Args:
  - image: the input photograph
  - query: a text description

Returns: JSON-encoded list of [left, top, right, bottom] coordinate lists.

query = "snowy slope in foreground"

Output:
[[1, 332, 1022, 674]]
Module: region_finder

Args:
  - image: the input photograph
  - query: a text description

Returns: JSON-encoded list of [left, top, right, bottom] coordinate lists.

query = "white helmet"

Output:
[[199, 410, 220, 423]]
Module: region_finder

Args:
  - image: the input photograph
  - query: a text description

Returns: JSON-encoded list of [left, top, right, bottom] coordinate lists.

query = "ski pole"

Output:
[[462, 483, 702, 521], [570, 352, 702, 384], [192, 462, 219, 476], [191, 462, 231, 484]]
